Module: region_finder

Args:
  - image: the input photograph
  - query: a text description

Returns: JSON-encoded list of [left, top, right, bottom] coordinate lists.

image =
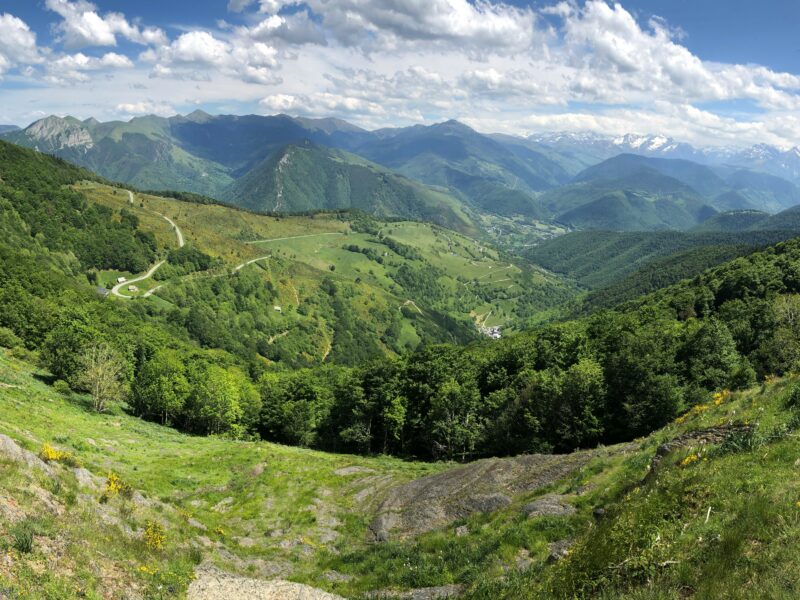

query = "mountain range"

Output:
[[4, 112, 800, 233]]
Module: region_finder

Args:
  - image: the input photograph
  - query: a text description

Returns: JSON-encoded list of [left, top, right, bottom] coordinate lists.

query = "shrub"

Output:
[[144, 520, 166, 551], [785, 385, 800, 410], [0, 327, 22, 349], [102, 472, 133, 502], [38, 443, 81, 468], [53, 380, 71, 397]]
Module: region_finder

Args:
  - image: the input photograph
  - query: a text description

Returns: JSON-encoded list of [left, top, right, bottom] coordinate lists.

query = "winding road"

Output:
[[111, 261, 165, 299], [156, 212, 185, 248], [243, 232, 343, 244], [234, 255, 271, 272], [109, 202, 185, 299]]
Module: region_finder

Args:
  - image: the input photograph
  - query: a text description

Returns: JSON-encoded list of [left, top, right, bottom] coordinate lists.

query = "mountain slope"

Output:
[[692, 209, 770, 232], [574, 153, 729, 198], [539, 167, 716, 231], [527, 229, 800, 290], [220, 141, 478, 233], [346, 120, 569, 218]]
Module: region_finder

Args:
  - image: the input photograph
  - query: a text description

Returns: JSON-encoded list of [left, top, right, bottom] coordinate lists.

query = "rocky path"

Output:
[[187, 566, 344, 600]]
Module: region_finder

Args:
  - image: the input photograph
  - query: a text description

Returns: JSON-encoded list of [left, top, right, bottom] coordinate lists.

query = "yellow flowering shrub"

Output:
[[138, 565, 159, 576], [103, 472, 133, 500], [39, 443, 81, 467], [680, 453, 700, 467], [144, 520, 166, 551], [713, 390, 731, 406]]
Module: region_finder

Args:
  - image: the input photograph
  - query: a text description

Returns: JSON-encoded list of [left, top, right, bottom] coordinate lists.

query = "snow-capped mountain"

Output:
[[528, 131, 800, 183]]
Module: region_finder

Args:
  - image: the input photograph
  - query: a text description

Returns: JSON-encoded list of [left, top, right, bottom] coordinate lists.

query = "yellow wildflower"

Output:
[[144, 520, 166, 551], [680, 453, 699, 467]]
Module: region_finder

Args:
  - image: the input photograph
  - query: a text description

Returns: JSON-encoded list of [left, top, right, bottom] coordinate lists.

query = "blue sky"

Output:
[[0, 0, 799, 147]]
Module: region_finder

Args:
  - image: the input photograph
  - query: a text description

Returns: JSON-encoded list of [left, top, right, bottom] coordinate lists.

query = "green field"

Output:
[[78, 182, 574, 364]]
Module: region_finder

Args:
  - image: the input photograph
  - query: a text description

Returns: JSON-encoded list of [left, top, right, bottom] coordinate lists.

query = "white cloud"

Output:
[[116, 101, 175, 116], [555, 1, 800, 110], [243, 11, 327, 46], [0, 13, 41, 76], [0, 0, 798, 148], [259, 93, 297, 111], [44, 51, 133, 84], [45, 0, 167, 49], [144, 31, 282, 85], [301, 0, 538, 55]]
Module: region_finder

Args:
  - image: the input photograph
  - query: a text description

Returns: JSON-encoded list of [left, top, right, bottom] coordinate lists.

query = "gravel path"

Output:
[[187, 566, 344, 600]]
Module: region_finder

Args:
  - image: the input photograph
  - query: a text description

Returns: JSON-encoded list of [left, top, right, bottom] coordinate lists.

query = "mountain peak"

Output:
[[24, 115, 93, 150], [184, 109, 213, 123]]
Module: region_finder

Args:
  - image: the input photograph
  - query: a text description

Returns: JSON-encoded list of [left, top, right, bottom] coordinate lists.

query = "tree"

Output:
[[681, 318, 742, 390], [187, 364, 242, 435], [429, 378, 481, 461], [131, 349, 190, 424], [77, 343, 128, 412], [549, 359, 606, 450], [41, 319, 98, 386]]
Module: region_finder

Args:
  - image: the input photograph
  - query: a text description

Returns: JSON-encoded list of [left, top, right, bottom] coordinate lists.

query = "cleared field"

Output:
[[77, 183, 573, 361]]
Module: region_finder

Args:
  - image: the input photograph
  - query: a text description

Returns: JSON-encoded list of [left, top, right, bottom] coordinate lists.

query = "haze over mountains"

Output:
[[4, 111, 800, 233]]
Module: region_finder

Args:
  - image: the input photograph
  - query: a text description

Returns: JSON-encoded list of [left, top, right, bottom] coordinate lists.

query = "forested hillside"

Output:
[[2, 139, 800, 468]]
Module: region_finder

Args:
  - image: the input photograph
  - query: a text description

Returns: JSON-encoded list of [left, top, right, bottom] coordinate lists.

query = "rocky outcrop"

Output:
[[0, 434, 53, 475], [369, 451, 594, 541], [24, 116, 94, 151], [365, 585, 462, 599], [646, 424, 753, 480], [522, 494, 576, 518]]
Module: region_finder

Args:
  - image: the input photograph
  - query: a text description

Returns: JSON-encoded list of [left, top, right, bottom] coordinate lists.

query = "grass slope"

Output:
[[0, 348, 442, 598], [4, 346, 800, 599]]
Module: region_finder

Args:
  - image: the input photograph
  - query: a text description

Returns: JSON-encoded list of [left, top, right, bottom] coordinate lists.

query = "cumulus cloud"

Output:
[[44, 51, 133, 84], [143, 30, 282, 85], [259, 93, 299, 111], [0, 13, 41, 76], [300, 0, 538, 55], [2, 0, 800, 148], [46, 0, 167, 49], [116, 101, 175, 117], [243, 11, 327, 46], [555, 1, 800, 110]]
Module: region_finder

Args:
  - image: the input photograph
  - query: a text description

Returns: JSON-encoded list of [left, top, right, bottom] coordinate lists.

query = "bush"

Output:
[[38, 443, 81, 468], [144, 520, 166, 551], [0, 326, 22, 349], [102, 472, 133, 502], [53, 380, 71, 397], [785, 385, 800, 410]]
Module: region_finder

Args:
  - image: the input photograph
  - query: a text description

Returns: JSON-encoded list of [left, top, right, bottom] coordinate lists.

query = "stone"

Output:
[[212, 497, 234, 513], [0, 434, 52, 474], [522, 494, 576, 519], [73, 467, 100, 490], [455, 525, 469, 537], [187, 565, 344, 600], [548, 539, 573, 562]]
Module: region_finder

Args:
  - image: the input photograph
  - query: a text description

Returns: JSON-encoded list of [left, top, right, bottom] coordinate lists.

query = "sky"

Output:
[[0, 0, 799, 148]]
